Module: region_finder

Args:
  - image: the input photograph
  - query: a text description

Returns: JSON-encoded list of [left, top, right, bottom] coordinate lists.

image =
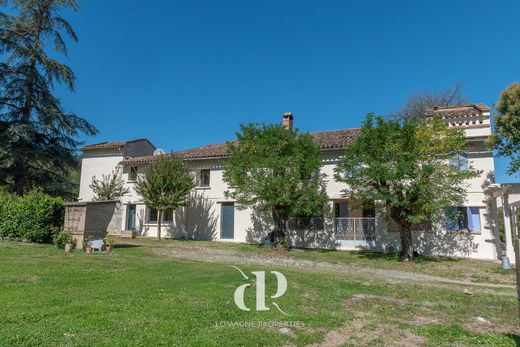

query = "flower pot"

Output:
[[106, 245, 113, 253], [64, 243, 73, 252], [86, 246, 93, 254]]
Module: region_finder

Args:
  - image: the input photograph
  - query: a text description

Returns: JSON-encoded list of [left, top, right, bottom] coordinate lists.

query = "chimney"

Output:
[[282, 112, 293, 131]]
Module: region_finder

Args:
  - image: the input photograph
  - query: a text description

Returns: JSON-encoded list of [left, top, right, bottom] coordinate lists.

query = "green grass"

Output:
[[0, 240, 518, 346], [415, 325, 519, 347]]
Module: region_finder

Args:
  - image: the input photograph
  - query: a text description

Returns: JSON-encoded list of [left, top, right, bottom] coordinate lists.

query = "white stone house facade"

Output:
[[78, 104, 511, 262]]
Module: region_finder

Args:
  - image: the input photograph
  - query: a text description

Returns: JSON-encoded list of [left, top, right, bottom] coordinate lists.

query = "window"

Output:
[[334, 202, 348, 218], [129, 166, 138, 181], [445, 206, 480, 233], [199, 169, 210, 187], [148, 208, 173, 223], [148, 208, 158, 223], [163, 209, 173, 223]]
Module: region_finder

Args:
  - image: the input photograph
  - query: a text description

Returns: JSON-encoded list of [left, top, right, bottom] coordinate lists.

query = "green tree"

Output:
[[134, 155, 195, 240], [334, 114, 480, 261], [223, 123, 327, 247], [490, 83, 520, 175], [0, 0, 97, 196], [90, 169, 130, 201]]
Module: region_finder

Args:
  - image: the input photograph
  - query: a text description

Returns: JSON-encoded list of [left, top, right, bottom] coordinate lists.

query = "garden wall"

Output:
[[64, 200, 122, 247]]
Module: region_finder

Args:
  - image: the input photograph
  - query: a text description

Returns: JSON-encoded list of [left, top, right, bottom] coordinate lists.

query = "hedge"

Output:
[[0, 190, 65, 243]]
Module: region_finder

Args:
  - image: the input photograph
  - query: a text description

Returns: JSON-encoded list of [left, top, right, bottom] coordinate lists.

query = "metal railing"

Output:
[[335, 217, 376, 241], [286, 217, 376, 241]]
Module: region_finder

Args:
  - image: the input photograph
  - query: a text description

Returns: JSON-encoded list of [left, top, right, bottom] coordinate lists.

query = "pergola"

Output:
[[486, 183, 520, 319], [485, 183, 520, 265]]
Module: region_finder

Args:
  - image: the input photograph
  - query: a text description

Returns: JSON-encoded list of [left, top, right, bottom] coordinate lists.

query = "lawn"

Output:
[[0, 239, 519, 346]]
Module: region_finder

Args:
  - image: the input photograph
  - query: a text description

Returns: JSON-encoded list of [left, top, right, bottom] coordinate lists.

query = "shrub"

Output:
[[0, 190, 65, 243], [53, 231, 73, 248]]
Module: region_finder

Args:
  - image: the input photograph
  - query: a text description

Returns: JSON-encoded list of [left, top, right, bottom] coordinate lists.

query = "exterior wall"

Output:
[[114, 147, 499, 261], [78, 107, 501, 261], [125, 140, 155, 157], [78, 148, 125, 201]]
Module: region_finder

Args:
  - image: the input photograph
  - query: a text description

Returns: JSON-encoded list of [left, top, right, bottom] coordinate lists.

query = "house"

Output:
[[77, 104, 515, 263]]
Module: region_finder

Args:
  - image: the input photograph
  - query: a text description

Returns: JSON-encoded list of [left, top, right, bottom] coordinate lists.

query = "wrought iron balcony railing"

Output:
[[335, 217, 376, 241]]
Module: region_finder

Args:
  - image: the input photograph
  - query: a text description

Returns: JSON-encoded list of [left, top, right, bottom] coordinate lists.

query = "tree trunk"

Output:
[[157, 209, 162, 240], [390, 207, 415, 261], [13, 157, 26, 196], [13, 68, 34, 196], [399, 224, 414, 261], [272, 207, 288, 248], [11, 1, 51, 196]]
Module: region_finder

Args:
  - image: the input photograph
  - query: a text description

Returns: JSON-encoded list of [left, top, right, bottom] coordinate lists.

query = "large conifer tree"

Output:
[[0, 0, 97, 196]]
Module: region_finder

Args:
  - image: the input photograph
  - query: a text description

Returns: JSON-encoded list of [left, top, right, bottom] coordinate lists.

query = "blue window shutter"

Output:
[[449, 154, 468, 171], [467, 207, 481, 233], [460, 154, 468, 171], [445, 207, 459, 231]]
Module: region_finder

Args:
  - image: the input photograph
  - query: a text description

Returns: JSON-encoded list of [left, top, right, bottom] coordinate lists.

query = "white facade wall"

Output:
[[78, 148, 124, 202], [102, 147, 500, 261]]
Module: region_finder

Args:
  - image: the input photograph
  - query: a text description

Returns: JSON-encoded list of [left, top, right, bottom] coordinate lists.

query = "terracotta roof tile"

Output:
[[81, 138, 150, 151], [120, 128, 361, 165], [424, 103, 490, 119]]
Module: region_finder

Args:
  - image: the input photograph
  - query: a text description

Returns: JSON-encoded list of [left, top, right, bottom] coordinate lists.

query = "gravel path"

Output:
[[150, 244, 516, 292]]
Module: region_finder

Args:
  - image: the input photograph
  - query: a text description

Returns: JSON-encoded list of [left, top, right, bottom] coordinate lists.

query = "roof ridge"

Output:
[[427, 103, 490, 112], [81, 138, 153, 151], [119, 128, 361, 165], [310, 127, 361, 134]]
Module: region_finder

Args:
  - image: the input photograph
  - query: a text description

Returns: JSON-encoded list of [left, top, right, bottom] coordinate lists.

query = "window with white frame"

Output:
[[445, 206, 480, 233], [129, 166, 138, 181], [198, 169, 210, 187], [148, 208, 173, 223]]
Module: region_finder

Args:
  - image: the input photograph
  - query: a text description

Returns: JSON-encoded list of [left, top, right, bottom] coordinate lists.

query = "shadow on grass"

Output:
[[286, 246, 465, 264], [114, 244, 141, 249], [505, 334, 520, 345], [356, 251, 463, 263]]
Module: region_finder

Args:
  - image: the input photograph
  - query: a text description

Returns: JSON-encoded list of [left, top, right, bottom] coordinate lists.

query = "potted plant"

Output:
[[85, 236, 94, 254], [105, 237, 115, 253], [64, 236, 74, 252], [53, 230, 74, 252]]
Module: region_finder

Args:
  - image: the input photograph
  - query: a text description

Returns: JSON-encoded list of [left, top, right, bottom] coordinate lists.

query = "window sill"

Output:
[[195, 186, 211, 190], [144, 222, 174, 226]]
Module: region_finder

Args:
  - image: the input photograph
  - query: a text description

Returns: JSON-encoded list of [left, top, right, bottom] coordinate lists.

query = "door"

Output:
[[127, 204, 136, 231], [220, 202, 235, 239]]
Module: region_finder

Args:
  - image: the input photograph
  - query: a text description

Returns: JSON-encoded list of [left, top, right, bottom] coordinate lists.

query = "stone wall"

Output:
[[64, 200, 122, 248]]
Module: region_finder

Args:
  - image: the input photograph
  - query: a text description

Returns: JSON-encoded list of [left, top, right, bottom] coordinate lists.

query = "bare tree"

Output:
[[391, 82, 468, 119]]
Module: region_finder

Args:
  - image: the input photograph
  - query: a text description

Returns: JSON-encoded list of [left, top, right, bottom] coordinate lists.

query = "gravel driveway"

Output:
[[142, 241, 516, 294]]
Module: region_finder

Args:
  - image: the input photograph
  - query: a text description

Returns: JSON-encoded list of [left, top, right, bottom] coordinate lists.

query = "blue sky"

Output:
[[55, 0, 520, 182]]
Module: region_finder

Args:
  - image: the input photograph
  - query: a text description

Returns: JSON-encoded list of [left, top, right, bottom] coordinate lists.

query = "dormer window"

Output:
[[129, 166, 138, 181], [199, 169, 210, 187]]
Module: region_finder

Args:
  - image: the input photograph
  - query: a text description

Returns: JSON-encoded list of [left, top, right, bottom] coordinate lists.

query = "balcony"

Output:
[[287, 217, 376, 242], [335, 217, 376, 241]]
